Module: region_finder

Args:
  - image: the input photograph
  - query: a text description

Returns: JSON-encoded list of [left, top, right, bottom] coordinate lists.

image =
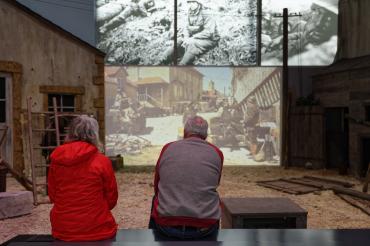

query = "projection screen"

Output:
[[105, 66, 281, 165], [96, 0, 257, 65], [261, 0, 338, 66]]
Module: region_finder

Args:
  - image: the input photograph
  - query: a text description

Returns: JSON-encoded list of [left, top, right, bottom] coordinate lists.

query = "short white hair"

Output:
[[184, 116, 208, 139], [65, 115, 101, 148]]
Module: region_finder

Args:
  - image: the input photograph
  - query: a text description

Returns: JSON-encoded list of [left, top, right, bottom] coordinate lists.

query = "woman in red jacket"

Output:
[[48, 115, 118, 241]]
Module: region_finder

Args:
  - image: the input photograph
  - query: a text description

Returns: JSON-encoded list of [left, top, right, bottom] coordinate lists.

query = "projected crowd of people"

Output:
[[105, 67, 281, 165]]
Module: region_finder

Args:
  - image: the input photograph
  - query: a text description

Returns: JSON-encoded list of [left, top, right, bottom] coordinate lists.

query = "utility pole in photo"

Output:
[[273, 9, 301, 168]]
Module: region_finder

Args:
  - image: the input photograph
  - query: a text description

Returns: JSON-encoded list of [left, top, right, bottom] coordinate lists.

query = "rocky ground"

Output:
[[1, 166, 370, 244]]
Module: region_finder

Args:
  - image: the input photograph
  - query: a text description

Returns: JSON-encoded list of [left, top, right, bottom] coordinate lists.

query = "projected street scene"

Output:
[[105, 66, 281, 165], [261, 0, 338, 66], [96, 0, 257, 65], [97, 0, 173, 65]]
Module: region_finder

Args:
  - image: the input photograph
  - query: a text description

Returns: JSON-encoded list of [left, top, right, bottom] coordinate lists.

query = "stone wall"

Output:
[[0, 1, 105, 173]]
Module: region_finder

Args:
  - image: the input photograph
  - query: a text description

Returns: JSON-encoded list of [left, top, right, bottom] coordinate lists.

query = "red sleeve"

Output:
[[101, 157, 118, 210], [154, 142, 173, 195], [47, 164, 56, 203], [207, 142, 224, 184]]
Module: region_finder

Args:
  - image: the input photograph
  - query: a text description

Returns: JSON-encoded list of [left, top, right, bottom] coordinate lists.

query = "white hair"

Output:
[[65, 115, 101, 148], [184, 116, 208, 140]]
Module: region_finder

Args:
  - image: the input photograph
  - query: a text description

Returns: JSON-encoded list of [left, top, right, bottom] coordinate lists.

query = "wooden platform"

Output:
[[257, 176, 354, 195], [221, 197, 307, 228], [4, 229, 370, 246]]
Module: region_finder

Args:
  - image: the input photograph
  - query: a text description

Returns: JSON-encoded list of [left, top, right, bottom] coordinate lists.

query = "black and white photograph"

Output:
[[261, 0, 338, 66], [105, 66, 281, 165], [96, 0, 174, 65], [96, 0, 257, 65], [171, 0, 257, 65]]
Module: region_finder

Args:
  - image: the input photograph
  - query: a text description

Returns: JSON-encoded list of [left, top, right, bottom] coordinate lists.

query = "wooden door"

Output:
[[0, 73, 13, 166]]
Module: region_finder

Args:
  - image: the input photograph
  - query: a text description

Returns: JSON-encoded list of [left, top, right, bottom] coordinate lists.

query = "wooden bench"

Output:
[[3, 229, 370, 245], [222, 197, 307, 228]]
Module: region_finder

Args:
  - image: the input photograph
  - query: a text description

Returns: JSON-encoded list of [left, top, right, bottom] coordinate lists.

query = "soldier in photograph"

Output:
[[98, 0, 156, 33], [161, 0, 220, 65], [264, 0, 338, 62], [243, 96, 260, 157]]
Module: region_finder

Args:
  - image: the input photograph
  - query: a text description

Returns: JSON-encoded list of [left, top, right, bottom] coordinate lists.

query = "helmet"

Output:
[[312, 0, 338, 15], [187, 0, 200, 3]]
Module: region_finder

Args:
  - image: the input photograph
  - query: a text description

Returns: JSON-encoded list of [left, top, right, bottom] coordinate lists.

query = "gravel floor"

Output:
[[1, 166, 370, 244]]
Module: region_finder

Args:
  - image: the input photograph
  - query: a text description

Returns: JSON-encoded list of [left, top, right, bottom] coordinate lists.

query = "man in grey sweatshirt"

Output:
[[149, 116, 224, 239]]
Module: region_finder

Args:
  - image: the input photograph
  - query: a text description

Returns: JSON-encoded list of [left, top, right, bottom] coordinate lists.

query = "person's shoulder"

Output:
[[161, 141, 178, 151], [206, 141, 222, 152], [91, 152, 112, 167], [206, 142, 224, 160]]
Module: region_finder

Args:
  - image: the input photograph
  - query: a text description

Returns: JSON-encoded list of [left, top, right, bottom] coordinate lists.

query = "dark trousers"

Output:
[[148, 196, 219, 240]]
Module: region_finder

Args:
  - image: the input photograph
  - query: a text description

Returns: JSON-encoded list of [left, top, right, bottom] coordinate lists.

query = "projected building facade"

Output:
[[105, 67, 281, 166]]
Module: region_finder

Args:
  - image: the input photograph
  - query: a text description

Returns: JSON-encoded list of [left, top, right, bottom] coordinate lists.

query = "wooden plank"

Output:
[[0, 158, 33, 191], [332, 187, 370, 201], [256, 182, 301, 195], [0, 126, 8, 150], [257, 180, 316, 195], [299, 178, 337, 189], [363, 163, 370, 193], [280, 178, 324, 189], [304, 176, 354, 188], [337, 194, 370, 216]]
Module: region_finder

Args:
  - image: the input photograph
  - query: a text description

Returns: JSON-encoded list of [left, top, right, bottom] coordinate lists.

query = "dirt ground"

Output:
[[1, 166, 370, 244]]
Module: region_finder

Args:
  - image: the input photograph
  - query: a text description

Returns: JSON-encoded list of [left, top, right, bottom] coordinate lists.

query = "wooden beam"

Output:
[[281, 8, 289, 168], [0, 158, 33, 191], [304, 176, 354, 188], [363, 163, 370, 193], [332, 187, 370, 201], [39, 85, 85, 95], [336, 194, 370, 216]]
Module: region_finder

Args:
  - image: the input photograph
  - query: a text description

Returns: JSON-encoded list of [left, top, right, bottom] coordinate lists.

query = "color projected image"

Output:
[[105, 66, 281, 165], [172, 0, 257, 65], [96, 0, 173, 65], [261, 0, 338, 66]]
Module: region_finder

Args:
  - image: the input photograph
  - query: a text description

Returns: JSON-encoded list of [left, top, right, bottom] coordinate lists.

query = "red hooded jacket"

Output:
[[48, 141, 118, 241]]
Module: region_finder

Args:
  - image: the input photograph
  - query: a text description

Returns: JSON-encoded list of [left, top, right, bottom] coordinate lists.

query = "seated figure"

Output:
[[48, 115, 118, 241], [149, 116, 224, 240]]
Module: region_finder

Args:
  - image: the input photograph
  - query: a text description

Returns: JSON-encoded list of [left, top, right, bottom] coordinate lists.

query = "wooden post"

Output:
[[363, 163, 370, 193], [174, 0, 178, 65], [27, 97, 38, 205], [161, 88, 164, 107], [281, 8, 290, 168], [52, 97, 61, 146], [257, 0, 262, 65]]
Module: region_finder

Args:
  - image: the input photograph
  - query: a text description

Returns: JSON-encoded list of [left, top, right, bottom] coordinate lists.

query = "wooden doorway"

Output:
[[361, 138, 370, 178], [0, 73, 13, 166], [325, 107, 349, 174]]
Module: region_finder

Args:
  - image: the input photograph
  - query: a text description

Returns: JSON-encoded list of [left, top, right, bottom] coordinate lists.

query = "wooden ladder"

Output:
[[27, 97, 60, 205], [26, 97, 85, 205]]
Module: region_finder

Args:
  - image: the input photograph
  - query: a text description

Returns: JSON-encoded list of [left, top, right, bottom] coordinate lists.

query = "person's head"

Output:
[[187, 0, 202, 15], [305, 0, 338, 44], [184, 116, 208, 140], [65, 115, 101, 148]]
